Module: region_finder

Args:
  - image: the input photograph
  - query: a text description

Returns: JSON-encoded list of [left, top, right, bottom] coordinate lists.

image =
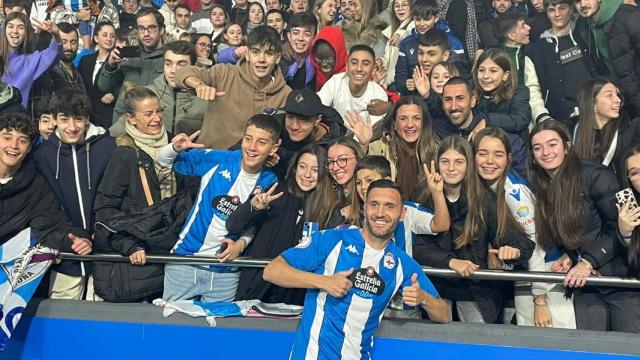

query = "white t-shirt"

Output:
[[0, 177, 12, 185], [317, 73, 388, 127]]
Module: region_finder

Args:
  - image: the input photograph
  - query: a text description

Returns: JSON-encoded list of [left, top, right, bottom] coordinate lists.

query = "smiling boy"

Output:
[[176, 25, 291, 150], [157, 114, 280, 303]]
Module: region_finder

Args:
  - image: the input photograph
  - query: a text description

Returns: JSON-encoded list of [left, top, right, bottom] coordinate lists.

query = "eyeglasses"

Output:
[[628, 170, 640, 181], [326, 157, 354, 169], [393, 3, 409, 10], [196, 42, 212, 49], [136, 25, 159, 34]]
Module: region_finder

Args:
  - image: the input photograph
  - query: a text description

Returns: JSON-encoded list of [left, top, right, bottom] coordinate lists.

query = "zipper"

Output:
[[172, 89, 177, 134], [71, 145, 88, 277]]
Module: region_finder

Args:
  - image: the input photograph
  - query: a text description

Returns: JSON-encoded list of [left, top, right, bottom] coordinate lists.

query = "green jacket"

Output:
[[110, 74, 207, 136], [96, 46, 164, 94]]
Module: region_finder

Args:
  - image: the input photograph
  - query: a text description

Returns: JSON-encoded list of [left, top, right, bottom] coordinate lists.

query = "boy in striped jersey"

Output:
[[264, 179, 450, 360]]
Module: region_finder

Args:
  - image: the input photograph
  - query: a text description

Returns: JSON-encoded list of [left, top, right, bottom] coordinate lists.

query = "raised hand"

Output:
[[195, 83, 225, 101], [234, 46, 249, 60], [343, 110, 373, 145], [412, 66, 430, 98], [617, 199, 640, 238], [250, 182, 284, 211], [402, 273, 427, 306], [448, 258, 479, 277], [69, 233, 92, 255], [129, 249, 146, 265], [107, 47, 123, 66], [406, 79, 416, 92], [171, 130, 205, 152], [32, 18, 59, 34], [423, 160, 443, 194], [322, 268, 353, 298], [488, 246, 521, 260]]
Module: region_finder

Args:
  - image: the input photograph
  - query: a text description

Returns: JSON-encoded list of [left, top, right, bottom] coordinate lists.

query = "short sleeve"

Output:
[[281, 229, 341, 273], [399, 255, 440, 299], [404, 202, 436, 235]]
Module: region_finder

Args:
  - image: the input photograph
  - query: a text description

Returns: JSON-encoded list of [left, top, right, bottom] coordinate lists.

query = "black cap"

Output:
[[282, 88, 326, 118]]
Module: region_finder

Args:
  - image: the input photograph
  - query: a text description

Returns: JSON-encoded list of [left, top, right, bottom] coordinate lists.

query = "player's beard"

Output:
[[364, 216, 398, 241]]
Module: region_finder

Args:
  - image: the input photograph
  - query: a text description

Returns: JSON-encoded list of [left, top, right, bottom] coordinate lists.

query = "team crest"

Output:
[[383, 252, 395, 269]]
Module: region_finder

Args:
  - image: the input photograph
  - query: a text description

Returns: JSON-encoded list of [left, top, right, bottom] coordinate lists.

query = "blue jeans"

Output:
[[162, 264, 240, 303]]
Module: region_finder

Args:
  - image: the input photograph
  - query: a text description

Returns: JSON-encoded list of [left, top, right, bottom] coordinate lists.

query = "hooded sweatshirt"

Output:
[[591, 0, 622, 80], [0, 82, 26, 113], [175, 59, 291, 149], [311, 26, 348, 91]]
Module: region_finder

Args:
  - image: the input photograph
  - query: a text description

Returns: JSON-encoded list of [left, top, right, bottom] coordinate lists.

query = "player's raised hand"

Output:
[[322, 268, 353, 298], [402, 273, 426, 306]]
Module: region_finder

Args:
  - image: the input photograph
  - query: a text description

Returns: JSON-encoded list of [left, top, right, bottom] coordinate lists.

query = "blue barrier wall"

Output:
[[2, 300, 638, 360]]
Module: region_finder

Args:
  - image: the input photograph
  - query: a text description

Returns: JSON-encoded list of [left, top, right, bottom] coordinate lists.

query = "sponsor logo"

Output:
[[349, 267, 385, 298], [211, 195, 241, 220]]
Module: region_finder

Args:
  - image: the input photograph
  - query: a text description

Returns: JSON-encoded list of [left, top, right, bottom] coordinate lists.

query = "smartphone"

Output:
[[118, 46, 140, 59], [616, 188, 639, 211]]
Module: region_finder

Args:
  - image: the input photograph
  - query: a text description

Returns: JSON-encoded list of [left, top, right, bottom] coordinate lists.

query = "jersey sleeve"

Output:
[[173, 149, 228, 177], [404, 202, 436, 235], [399, 254, 440, 299], [280, 229, 340, 273]]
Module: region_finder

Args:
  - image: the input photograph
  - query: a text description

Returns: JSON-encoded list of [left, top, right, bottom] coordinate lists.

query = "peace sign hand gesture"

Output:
[[32, 18, 59, 34], [251, 183, 284, 211], [171, 130, 205, 152], [423, 160, 443, 194], [344, 110, 373, 145]]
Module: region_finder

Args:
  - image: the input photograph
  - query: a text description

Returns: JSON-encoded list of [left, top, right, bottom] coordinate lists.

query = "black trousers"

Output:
[[574, 287, 640, 333]]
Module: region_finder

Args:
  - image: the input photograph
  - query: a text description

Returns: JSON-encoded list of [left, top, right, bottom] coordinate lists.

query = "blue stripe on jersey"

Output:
[[171, 149, 277, 256], [282, 228, 439, 360], [507, 170, 528, 185]]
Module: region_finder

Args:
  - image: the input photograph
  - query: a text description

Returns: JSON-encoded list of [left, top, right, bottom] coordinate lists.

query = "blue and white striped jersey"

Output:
[[282, 228, 439, 360], [171, 149, 277, 256], [393, 201, 436, 257]]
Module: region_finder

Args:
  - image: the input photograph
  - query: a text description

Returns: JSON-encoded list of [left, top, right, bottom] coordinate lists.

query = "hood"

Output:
[[0, 83, 22, 110], [0, 156, 37, 200], [311, 26, 348, 91], [594, 0, 622, 26], [236, 58, 288, 97], [540, 17, 579, 53]]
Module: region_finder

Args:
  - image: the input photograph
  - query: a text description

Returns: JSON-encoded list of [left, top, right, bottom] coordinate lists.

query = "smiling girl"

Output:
[[227, 144, 337, 305], [215, 22, 246, 64], [314, 0, 337, 30], [473, 48, 531, 144], [573, 78, 640, 183], [382, 0, 414, 86]]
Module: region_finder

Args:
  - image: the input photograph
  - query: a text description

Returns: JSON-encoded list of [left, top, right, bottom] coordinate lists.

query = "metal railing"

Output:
[[59, 253, 640, 289]]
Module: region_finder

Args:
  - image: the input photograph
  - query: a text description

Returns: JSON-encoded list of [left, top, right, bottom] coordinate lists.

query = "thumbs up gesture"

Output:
[[321, 268, 354, 298], [402, 273, 427, 307], [69, 233, 92, 255]]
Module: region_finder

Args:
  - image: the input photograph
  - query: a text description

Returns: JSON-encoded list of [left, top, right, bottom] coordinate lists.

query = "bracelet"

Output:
[[534, 301, 548, 307]]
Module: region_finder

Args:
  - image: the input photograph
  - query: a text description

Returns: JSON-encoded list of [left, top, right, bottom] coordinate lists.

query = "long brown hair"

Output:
[[621, 145, 640, 278], [372, 95, 440, 178], [574, 77, 620, 161], [473, 48, 517, 104], [0, 13, 36, 75], [285, 144, 338, 229], [415, 136, 485, 249], [472, 127, 524, 244], [528, 119, 584, 251], [327, 137, 365, 226]]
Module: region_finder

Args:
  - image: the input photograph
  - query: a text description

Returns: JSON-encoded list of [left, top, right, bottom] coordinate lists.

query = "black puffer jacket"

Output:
[[0, 158, 89, 250], [92, 187, 195, 302], [92, 134, 165, 302], [476, 85, 532, 145], [575, 5, 640, 118], [413, 191, 533, 323]]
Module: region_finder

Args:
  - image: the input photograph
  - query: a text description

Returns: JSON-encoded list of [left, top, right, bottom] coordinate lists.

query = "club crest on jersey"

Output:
[[383, 252, 395, 269], [211, 195, 240, 220], [349, 267, 385, 298]]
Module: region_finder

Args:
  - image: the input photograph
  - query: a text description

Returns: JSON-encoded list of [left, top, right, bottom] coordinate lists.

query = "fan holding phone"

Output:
[[618, 146, 640, 279]]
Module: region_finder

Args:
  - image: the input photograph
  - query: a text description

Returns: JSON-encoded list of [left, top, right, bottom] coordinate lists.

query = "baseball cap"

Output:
[[282, 88, 326, 118]]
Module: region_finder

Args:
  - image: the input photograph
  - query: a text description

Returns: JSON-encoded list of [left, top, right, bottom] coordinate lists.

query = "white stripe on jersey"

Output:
[[172, 164, 219, 252], [340, 244, 384, 359], [306, 241, 343, 360]]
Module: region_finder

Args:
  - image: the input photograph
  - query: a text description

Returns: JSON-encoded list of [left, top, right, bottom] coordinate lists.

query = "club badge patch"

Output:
[[383, 252, 395, 269], [349, 266, 385, 299], [211, 195, 240, 220]]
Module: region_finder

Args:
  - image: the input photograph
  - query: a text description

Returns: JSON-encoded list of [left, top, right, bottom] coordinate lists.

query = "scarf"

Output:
[[592, 0, 622, 80], [125, 121, 176, 199], [395, 139, 419, 198], [437, 0, 478, 59]]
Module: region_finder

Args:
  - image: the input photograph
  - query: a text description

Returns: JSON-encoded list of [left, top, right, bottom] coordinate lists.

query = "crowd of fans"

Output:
[[0, 0, 639, 341]]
